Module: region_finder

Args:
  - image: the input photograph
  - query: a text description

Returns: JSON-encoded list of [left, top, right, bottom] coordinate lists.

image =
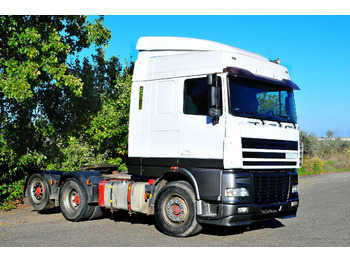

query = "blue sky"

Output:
[[84, 15, 350, 137]]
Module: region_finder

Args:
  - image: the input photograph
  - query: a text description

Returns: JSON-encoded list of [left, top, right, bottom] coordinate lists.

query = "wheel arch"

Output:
[[58, 171, 104, 204], [155, 168, 200, 200], [24, 170, 63, 198]]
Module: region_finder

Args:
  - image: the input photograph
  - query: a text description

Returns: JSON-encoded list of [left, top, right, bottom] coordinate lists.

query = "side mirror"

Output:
[[209, 85, 216, 107], [207, 74, 221, 125]]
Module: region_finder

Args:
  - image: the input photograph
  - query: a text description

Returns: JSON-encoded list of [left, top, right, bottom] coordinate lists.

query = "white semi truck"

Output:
[[24, 37, 302, 237]]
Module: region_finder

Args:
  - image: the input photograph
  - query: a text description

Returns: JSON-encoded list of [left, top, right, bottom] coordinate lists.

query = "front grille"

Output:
[[244, 161, 297, 166], [241, 138, 299, 167], [253, 174, 289, 204], [242, 138, 298, 150]]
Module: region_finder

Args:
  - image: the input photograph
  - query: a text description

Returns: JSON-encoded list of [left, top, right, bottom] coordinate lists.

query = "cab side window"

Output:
[[183, 77, 221, 115], [183, 78, 208, 115]]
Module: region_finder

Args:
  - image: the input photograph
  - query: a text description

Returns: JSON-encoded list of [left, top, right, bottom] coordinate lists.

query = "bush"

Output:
[[313, 158, 324, 173], [0, 179, 26, 210], [323, 160, 336, 172], [300, 130, 319, 157], [0, 129, 48, 208], [46, 136, 127, 172]]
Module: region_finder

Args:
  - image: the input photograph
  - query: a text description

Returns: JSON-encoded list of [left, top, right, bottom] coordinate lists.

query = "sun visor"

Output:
[[225, 66, 300, 91]]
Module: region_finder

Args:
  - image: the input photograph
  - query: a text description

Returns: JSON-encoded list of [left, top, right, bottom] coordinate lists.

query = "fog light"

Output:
[[237, 207, 249, 214], [291, 201, 298, 207], [292, 185, 298, 193], [225, 188, 249, 197]]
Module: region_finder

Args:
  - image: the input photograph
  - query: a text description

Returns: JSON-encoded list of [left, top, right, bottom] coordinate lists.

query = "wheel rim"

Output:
[[165, 196, 188, 224], [67, 189, 80, 210], [30, 179, 44, 203]]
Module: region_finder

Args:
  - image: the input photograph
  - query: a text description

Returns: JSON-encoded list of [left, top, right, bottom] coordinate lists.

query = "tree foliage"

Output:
[[0, 15, 111, 150], [0, 15, 133, 208], [0, 15, 110, 100]]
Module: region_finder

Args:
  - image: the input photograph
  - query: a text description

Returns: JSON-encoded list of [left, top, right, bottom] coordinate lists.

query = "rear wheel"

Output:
[[154, 181, 202, 237], [89, 205, 105, 220], [59, 178, 94, 221], [27, 173, 54, 211]]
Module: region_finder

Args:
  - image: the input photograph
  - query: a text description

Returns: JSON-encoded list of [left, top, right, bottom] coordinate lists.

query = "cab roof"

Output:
[[136, 36, 268, 61]]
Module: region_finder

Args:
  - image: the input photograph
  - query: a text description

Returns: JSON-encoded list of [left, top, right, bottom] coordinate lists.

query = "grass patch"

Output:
[[298, 155, 350, 176]]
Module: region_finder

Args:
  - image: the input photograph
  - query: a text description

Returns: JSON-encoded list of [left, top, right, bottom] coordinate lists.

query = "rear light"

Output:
[[98, 181, 108, 207]]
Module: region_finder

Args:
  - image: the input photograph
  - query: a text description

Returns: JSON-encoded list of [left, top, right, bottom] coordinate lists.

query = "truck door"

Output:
[[178, 76, 225, 167]]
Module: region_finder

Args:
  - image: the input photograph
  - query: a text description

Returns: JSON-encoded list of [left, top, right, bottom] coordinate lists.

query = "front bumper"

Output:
[[197, 199, 299, 226]]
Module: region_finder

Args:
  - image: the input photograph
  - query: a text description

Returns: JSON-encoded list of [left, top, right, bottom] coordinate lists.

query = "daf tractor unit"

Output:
[[24, 37, 302, 237]]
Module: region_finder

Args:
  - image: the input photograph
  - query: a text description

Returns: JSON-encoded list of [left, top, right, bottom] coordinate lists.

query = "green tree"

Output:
[[0, 15, 110, 101], [300, 130, 319, 157], [0, 15, 111, 153], [83, 52, 133, 164], [0, 15, 112, 206], [326, 130, 334, 138]]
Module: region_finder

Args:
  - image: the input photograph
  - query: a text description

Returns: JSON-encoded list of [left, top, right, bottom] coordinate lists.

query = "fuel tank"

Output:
[[101, 180, 149, 214]]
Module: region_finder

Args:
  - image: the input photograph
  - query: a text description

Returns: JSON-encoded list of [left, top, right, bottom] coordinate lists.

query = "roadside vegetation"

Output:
[[298, 131, 350, 175]]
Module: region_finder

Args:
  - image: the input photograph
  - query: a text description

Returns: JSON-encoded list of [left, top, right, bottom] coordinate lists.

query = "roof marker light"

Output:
[[271, 58, 280, 64]]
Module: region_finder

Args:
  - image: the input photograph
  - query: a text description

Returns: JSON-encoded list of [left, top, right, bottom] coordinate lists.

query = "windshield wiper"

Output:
[[264, 116, 282, 127], [234, 111, 265, 125], [278, 115, 297, 129]]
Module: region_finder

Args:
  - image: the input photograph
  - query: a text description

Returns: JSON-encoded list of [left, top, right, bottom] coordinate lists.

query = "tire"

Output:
[[27, 173, 55, 211], [89, 205, 105, 220], [59, 178, 94, 221], [154, 181, 202, 237]]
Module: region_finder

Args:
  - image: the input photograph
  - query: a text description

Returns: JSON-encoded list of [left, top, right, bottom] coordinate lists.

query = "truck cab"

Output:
[[128, 36, 301, 229]]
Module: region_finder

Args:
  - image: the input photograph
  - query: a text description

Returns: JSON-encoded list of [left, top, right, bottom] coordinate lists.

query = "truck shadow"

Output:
[[32, 207, 62, 215], [29, 206, 285, 237], [107, 210, 155, 226], [200, 219, 285, 236], [105, 210, 285, 237]]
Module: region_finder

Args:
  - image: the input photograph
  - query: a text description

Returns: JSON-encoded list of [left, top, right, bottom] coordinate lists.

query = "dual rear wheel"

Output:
[[27, 174, 102, 221], [59, 178, 96, 221]]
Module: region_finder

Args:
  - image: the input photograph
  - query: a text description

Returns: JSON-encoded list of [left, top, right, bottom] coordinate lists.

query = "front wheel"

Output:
[[59, 178, 94, 221], [154, 181, 202, 237]]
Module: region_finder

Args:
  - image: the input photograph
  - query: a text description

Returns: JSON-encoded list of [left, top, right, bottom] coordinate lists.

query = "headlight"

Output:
[[292, 185, 298, 193], [225, 187, 249, 197]]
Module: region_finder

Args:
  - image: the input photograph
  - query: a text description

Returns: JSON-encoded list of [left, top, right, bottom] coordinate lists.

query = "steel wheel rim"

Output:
[[64, 187, 80, 211], [30, 178, 44, 204], [165, 196, 188, 224]]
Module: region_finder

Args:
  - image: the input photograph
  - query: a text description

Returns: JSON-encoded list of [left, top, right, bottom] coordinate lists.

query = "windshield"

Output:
[[228, 77, 297, 124]]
